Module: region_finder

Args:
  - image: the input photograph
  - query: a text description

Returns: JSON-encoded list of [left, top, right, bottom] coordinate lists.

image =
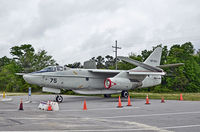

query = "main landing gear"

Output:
[[104, 94, 111, 98], [56, 95, 63, 103], [121, 90, 129, 98]]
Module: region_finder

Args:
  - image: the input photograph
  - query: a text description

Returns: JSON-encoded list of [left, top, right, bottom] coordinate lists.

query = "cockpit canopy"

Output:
[[39, 66, 69, 72]]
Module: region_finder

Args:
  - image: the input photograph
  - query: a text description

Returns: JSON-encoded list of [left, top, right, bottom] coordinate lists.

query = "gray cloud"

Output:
[[0, 0, 200, 65]]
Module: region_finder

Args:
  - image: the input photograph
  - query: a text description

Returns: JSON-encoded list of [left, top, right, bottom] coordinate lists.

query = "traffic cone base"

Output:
[[117, 106, 123, 108], [127, 96, 132, 106], [83, 100, 87, 110]]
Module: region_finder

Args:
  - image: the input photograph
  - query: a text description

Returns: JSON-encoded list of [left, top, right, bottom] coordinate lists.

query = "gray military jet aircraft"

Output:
[[21, 47, 183, 102]]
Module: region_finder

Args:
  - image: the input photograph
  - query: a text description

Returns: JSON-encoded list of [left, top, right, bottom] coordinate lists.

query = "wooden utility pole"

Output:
[[112, 40, 121, 70]]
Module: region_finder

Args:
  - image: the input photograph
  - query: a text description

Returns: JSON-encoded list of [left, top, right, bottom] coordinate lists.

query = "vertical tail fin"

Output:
[[144, 47, 162, 66]]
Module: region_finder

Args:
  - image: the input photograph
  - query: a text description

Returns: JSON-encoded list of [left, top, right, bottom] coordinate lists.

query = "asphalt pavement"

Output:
[[0, 95, 200, 132]]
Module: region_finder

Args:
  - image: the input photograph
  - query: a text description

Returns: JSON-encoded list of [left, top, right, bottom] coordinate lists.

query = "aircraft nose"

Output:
[[23, 74, 42, 85], [23, 74, 32, 84]]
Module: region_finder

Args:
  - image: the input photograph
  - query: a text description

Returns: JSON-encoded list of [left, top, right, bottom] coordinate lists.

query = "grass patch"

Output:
[[112, 92, 200, 101], [0, 92, 49, 96]]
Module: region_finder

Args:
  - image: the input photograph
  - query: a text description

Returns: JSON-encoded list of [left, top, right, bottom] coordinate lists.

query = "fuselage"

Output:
[[23, 66, 162, 94]]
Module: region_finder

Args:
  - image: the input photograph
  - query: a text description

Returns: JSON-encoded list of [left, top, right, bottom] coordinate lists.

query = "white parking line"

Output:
[[0, 109, 17, 112], [2, 126, 200, 132], [97, 111, 200, 119], [163, 124, 200, 129], [86, 118, 172, 132]]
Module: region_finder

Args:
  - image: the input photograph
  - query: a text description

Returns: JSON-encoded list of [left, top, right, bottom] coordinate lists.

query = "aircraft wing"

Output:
[[88, 69, 165, 75], [88, 69, 121, 73]]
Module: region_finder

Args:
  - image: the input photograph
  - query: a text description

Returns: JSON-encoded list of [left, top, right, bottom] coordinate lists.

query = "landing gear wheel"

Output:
[[121, 90, 129, 98], [56, 95, 63, 103], [104, 94, 111, 98]]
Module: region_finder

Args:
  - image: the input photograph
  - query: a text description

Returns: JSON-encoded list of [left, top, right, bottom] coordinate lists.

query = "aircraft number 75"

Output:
[[50, 78, 57, 83]]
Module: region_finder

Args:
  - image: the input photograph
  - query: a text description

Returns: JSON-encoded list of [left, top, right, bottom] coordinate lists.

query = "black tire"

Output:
[[121, 90, 129, 98], [104, 94, 111, 98], [56, 95, 63, 103]]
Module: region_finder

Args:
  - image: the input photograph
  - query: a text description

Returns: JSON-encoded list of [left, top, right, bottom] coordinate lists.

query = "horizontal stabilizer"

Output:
[[158, 63, 184, 68], [128, 71, 165, 75], [118, 56, 163, 72]]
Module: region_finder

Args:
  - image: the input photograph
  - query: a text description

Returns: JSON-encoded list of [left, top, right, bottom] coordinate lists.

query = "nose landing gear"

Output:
[[56, 95, 63, 103]]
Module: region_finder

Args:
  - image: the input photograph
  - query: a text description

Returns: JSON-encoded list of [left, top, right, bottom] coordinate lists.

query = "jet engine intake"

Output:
[[104, 78, 133, 90]]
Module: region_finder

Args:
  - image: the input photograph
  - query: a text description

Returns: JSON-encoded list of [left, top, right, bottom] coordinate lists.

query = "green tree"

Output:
[[0, 62, 24, 92], [163, 42, 200, 92], [105, 55, 114, 68], [0, 56, 12, 68], [33, 50, 56, 71], [0, 44, 57, 92], [65, 62, 82, 68], [10, 44, 35, 73], [96, 56, 105, 69], [10, 44, 56, 72]]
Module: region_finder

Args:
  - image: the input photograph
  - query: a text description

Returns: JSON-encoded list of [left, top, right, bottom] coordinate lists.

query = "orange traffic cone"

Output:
[[180, 93, 183, 101], [145, 95, 150, 104], [83, 99, 87, 110], [127, 96, 132, 106], [117, 96, 123, 108], [161, 96, 165, 103], [47, 101, 52, 111], [19, 99, 24, 110]]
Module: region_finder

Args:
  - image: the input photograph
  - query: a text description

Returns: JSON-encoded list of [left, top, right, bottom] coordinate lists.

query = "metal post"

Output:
[[28, 87, 32, 103], [112, 40, 121, 70]]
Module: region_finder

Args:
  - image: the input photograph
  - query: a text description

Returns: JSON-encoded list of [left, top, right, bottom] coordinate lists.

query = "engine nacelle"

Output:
[[104, 78, 132, 90]]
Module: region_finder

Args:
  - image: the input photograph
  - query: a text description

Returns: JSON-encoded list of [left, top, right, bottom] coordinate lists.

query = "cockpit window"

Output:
[[40, 66, 55, 72], [57, 66, 63, 71], [39, 66, 69, 72]]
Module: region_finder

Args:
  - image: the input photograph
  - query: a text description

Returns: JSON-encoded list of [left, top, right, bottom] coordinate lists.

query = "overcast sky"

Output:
[[0, 0, 200, 65]]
